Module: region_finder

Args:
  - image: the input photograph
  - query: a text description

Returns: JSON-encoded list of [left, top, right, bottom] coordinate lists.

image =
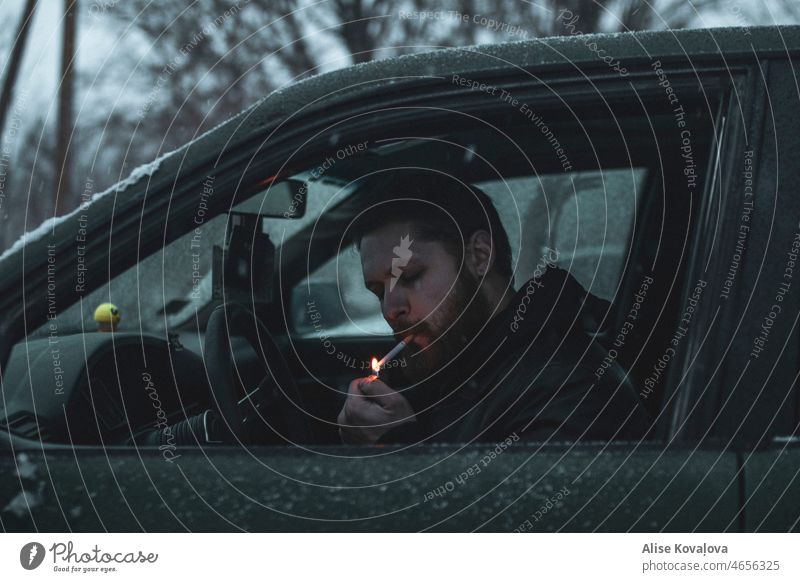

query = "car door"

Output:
[[273, 53, 740, 531]]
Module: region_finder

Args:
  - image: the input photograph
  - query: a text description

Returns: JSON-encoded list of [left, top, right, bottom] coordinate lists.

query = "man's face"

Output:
[[360, 221, 489, 383]]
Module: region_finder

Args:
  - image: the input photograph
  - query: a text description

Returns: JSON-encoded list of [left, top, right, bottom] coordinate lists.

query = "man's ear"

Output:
[[467, 230, 494, 278]]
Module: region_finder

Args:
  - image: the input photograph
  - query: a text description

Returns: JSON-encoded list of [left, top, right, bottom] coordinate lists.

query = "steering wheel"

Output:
[[204, 303, 314, 444]]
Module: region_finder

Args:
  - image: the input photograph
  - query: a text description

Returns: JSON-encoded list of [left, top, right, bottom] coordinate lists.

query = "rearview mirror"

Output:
[[232, 178, 307, 218]]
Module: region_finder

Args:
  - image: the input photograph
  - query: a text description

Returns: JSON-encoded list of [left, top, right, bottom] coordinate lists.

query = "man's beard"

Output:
[[392, 270, 490, 387]]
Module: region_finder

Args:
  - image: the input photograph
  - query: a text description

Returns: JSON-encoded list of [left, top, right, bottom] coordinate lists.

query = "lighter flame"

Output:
[[371, 357, 380, 373]]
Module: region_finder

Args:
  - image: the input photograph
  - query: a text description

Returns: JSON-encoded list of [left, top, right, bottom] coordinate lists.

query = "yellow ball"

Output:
[[94, 303, 120, 325]]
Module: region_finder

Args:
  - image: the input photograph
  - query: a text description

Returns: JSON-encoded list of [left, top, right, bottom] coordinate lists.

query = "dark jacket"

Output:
[[379, 267, 651, 444]]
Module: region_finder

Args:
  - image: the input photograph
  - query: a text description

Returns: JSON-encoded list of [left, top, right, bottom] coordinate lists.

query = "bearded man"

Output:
[[337, 170, 649, 444]]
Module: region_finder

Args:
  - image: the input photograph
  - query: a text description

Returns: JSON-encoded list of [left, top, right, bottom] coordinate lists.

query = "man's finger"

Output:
[[343, 394, 362, 423], [358, 378, 395, 397], [348, 376, 377, 396], [344, 392, 379, 425]]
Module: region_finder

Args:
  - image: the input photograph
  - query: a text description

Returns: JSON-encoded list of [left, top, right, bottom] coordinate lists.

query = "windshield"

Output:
[[30, 178, 353, 337]]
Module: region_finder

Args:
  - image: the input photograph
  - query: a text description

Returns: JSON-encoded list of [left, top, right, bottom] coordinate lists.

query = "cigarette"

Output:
[[372, 335, 414, 375]]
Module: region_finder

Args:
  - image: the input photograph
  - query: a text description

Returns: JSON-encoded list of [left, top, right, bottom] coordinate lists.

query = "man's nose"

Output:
[[383, 286, 409, 326]]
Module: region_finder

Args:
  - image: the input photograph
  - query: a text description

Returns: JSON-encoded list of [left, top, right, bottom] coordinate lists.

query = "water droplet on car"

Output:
[[463, 145, 477, 163]]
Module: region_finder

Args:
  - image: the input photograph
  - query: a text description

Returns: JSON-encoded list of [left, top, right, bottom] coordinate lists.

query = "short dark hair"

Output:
[[350, 170, 513, 282]]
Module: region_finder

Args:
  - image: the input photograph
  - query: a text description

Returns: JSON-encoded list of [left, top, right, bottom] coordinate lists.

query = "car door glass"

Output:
[[479, 167, 647, 300]]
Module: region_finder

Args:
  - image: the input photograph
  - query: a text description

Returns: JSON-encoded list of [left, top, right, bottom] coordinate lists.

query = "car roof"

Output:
[[193, 24, 800, 166]]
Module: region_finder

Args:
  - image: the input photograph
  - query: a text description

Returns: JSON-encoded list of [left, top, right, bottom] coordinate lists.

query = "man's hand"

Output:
[[337, 376, 416, 444]]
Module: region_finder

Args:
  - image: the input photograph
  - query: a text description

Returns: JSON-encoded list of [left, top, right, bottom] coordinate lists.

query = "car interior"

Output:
[[0, 84, 719, 450]]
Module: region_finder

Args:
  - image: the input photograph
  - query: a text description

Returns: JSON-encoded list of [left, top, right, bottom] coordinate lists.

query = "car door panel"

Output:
[[0, 445, 740, 532]]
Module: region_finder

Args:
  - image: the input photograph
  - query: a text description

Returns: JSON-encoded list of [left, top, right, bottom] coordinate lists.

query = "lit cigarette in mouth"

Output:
[[371, 335, 415, 375]]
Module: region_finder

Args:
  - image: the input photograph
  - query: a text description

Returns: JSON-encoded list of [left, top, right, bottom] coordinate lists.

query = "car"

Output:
[[0, 25, 798, 532]]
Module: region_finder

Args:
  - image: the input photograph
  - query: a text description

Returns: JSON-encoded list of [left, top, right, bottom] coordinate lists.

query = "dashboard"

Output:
[[0, 332, 211, 445]]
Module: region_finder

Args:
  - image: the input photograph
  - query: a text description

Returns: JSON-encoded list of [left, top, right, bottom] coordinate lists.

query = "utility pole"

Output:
[[55, 0, 77, 216]]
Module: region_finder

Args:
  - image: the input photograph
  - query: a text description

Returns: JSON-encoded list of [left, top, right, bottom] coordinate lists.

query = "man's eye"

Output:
[[403, 270, 422, 283]]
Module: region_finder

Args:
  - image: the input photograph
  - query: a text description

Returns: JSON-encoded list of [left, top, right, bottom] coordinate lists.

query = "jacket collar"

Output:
[[405, 267, 599, 409]]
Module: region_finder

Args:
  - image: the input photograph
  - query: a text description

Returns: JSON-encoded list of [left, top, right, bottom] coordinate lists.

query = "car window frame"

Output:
[[272, 64, 742, 446]]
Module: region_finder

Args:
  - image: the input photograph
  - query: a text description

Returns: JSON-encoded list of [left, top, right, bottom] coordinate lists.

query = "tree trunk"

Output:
[[0, 0, 37, 141]]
